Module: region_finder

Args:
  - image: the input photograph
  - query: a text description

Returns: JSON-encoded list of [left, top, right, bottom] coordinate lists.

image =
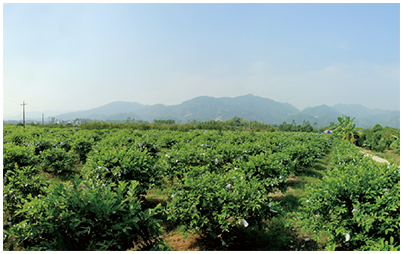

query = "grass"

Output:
[[359, 148, 400, 166]]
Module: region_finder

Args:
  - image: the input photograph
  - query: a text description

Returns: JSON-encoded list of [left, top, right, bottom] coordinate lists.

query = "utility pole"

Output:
[[42, 114, 44, 125], [21, 100, 27, 128]]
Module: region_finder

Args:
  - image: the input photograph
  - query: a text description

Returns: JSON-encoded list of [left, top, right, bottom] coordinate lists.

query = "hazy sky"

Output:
[[3, 3, 400, 117]]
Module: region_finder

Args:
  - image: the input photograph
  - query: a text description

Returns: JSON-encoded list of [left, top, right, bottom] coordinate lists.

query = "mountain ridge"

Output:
[[4, 95, 399, 128]]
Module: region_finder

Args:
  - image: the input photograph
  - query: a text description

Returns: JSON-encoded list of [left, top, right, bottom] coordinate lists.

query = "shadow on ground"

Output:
[[295, 167, 324, 179], [184, 220, 319, 251]]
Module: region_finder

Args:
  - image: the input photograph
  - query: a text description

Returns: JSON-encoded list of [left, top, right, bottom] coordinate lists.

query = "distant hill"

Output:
[[54, 101, 147, 120], [354, 111, 400, 129], [331, 103, 397, 118], [32, 94, 399, 129], [134, 94, 300, 123], [280, 105, 340, 126], [332, 103, 372, 118], [301, 104, 341, 118], [280, 104, 400, 129], [330, 104, 400, 129]]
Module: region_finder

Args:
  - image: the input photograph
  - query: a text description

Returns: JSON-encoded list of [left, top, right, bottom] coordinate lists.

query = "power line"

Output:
[[4, 93, 42, 113], [3, 96, 20, 104], [4, 88, 45, 116], [3, 94, 21, 104], [3, 89, 22, 101]]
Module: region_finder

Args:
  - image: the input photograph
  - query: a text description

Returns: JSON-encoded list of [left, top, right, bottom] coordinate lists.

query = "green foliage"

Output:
[[5, 125, 398, 251], [158, 134, 178, 149], [31, 137, 55, 155], [82, 146, 162, 196], [372, 124, 383, 133], [5, 179, 165, 250], [153, 119, 175, 125], [390, 134, 400, 155], [284, 145, 316, 169], [3, 143, 38, 176], [362, 236, 400, 251], [71, 136, 96, 163], [166, 168, 275, 243], [3, 166, 49, 227], [278, 121, 314, 133], [330, 139, 365, 166], [230, 152, 293, 193], [332, 115, 363, 144], [358, 126, 399, 153], [134, 134, 161, 157], [3, 127, 32, 146], [163, 145, 217, 182], [295, 140, 400, 250], [40, 148, 79, 174]]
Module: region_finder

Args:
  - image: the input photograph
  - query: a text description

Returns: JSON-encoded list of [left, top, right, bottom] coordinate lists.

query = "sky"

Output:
[[3, 3, 400, 118]]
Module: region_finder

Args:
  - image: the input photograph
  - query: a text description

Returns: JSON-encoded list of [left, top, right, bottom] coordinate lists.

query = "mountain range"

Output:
[[5, 94, 400, 129]]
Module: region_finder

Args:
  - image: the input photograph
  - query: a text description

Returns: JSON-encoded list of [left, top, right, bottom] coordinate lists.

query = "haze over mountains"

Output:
[[5, 94, 399, 128]]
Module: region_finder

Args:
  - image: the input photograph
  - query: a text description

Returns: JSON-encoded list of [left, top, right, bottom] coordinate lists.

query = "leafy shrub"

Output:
[[230, 152, 293, 193], [330, 139, 365, 166], [166, 167, 276, 244], [390, 134, 400, 155], [157, 133, 178, 149], [358, 126, 399, 153], [40, 148, 79, 174], [162, 146, 218, 182], [31, 137, 55, 155], [4, 179, 166, 251], [295, 157, 400, 250], [71, 136, 96, 163], [366, 137, 388, 152], [3, 143, 38, 176], [133, 136, 160, 158], [82, 146, 162, 197], [362, 236, 400, 251], [237, 141, 272, 158], [213, 142, 246, 165], [3, 128, 32, 146], [284, 144, 316, 169], [3, 166, 49, 227]]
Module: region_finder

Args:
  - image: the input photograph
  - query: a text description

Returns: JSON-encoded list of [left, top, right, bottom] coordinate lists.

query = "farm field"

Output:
[[3, 125, 400, 251]]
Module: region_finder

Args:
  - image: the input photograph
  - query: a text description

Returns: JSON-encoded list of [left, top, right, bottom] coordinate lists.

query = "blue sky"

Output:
[[3, 3, 400, 117]]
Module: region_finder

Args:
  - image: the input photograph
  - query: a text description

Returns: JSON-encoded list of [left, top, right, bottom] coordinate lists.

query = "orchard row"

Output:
[[3, 125, 399, 250]]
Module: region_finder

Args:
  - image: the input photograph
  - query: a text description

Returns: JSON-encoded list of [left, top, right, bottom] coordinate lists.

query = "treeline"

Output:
[[15, 116, 277, 132], [277, 119, 335, 133], [7, 117, 400, 152]]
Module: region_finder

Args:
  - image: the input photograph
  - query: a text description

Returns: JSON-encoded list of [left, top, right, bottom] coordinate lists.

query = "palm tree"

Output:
[[332, 115, 363, 144]]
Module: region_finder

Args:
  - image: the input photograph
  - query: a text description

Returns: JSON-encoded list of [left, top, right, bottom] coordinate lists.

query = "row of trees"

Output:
[[10, 116, 276, 132], [5, 115, 399, 149]]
